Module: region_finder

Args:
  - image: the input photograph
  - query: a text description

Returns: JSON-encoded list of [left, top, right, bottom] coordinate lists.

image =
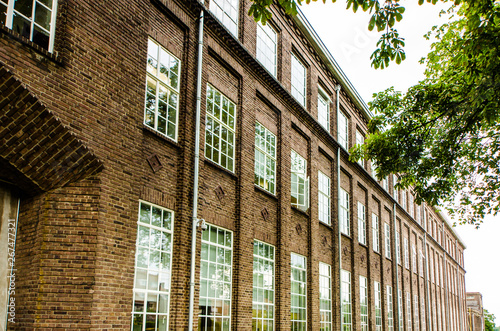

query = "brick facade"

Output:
[[0, 0, 467, 330]]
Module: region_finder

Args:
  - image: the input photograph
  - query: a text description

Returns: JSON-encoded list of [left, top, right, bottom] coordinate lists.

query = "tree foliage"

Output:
[[485, 309, 497, 331], [249, 0, 500, 226]]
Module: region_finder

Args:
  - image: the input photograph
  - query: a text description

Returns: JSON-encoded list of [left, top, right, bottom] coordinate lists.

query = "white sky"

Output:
[[300, 0, 500, 322]]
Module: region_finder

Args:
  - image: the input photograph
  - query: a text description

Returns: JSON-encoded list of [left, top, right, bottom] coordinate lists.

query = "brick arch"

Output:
[[0, 65, 103, 195]]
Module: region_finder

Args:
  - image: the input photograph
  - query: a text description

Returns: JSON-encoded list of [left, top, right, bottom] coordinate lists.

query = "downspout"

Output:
[[393, 203, 401, 331], [443, 225, 451, 330], [456, 239, 464, 331], [5, 198, 20, 330], [188, 9, 205, 331], [335, 84, 342, 329], [424, 234, 432, 331]]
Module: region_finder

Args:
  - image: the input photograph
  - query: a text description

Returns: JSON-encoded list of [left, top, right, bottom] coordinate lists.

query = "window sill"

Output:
[[319, 220, 333, 229], [1, 25, 60, 64], [291, 205, 309, 217], [340, 232, 351, 240], [358, 242, 368, 248], [203, 159, 238, 179], [254, 185, 278, 200], [142, 125, 180, 148]]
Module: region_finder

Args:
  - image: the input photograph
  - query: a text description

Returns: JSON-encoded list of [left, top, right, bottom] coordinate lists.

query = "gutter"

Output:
[[335, 84, 342, 329], [393, 203, 401, 331]]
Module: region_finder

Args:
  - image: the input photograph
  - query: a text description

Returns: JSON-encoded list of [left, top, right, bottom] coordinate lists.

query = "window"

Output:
[[252, 241, 275, 331], [382, 176, 389, 191], [419, 249, 424, 276], [360, 276, 368, 331], [387, 285, 394, 331], [210, 0, 239, 36], [256, 22, 277, 76], [319, 263, 332, 331], [355, 130, 364, 167], [1, 0, 58, 51], [291, 150, 309, 211], [199, 224, 233, 330], [385, 223, 391, 259], [409, 193, 414, 218], [318, 88, 330, 131], [414, 295, 420, 331], [132, 202, 174, 331], [291, 54, 306, 107], [340, 188, 350, 235], [372, 213, 380, 253], [374, 281, 382, 331], [421, 297, 426, 331], [416, 204, 421, 224], [401, 190, 407, 211], [338, 111, 348, 150], [398, 289, 403, 330], [145, 38, 181, 140], [412, 244, 417, 273], [291, 253, 307, 331], [205, 85, 236, 171], [396, 232, 401, 265], [407, 292, 412, 331], [358, 202, 366, 245], [255, 122, 276, 194], [404, 237, 409, 269], [318, 171, 331, 225], [341, 270, 352, 330], [393, 175, 398, 201]]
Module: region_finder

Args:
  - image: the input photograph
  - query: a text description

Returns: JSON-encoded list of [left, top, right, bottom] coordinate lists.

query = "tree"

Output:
[[250, 0, 500, 226], [484, 309, 496, 331]]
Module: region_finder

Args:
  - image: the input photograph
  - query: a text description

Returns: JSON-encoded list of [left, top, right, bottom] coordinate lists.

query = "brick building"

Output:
[[0, 0, 467, 330], [466, 292, 485, 331]]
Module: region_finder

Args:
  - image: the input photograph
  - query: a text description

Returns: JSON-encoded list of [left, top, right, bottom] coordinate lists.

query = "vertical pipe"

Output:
[[188, 9, 204, 331], [456, 239, 464, 331], [335, 84, 342, 330], [424, 234, 432, 331], [393, 203, 401, 331], [443, 224, 451, 330]]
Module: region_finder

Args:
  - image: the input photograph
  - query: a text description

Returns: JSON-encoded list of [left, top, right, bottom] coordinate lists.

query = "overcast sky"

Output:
[[300, 0, 500, 322]]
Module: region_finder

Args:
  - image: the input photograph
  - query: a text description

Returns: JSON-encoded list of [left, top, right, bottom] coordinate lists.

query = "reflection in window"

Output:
[[291, 253, 307, 331], [252, 241, 275, 331]]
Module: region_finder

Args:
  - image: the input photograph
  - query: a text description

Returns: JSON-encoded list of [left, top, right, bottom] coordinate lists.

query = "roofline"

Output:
[[435, 207, 467, 249]]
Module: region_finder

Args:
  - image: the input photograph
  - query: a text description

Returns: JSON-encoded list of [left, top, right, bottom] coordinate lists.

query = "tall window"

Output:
[[416, 205, 421, 224], [374, 281, 383, 331], [393, 175, 399, 201], [372, 213, 380, 253], [205, 85, 236, 172], [210, 0, 239, 36], [421, 297, 426, 331], [319, 263, 332, 331], [1, 0, 58, 51], [382, 176, 389, 191], [145, 38, 181, 140], [409, 193, 414, 218], [338, 111, 348, 150], [414, 295, 420, 331], [199, 224, 233, 330], [404, 237, 410, 269], [360, 276, 368, 331], [396, 232, 401, 265], [318, 171, 331, 225], [291, 253, 307, 331], [355, 130, 364, 167], [398, 289, 403, 330], [132, 202, 174, 331], [412, 244, 417, 273], [401, 190, 407, 211], [291, 54, 306, 107], [256, 22, 277, 76], [255, 122, 276, 194], [340, 188, 350, 235], [385, 223, 391, 259], [341, 270, 352, 330], [407, 292, 412, 331], [358, 202, 366, 245], [387, 285, 394, 331], [291, 150, 308, 211], [318, 88, 330, 131], [419, 249, 424, 276], [252, 241, 275, 331]]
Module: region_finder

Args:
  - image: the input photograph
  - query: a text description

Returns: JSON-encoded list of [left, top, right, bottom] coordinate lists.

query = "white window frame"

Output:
[[205, 84, 236, 172], [402, 190, 407, 211], [372, 213, 380, 253], [358, 201, 366, 245], [360, 276, 368, 331], [291, 253, 307, 330], [254, 122, 276, 194], [318, 171, 331, 225], [318, 87, 330, 131], [355, 130, 364, 167], [319, 262, 332, 331], [382, 176, 389, 191], [338, 111, 349, 150], [419, 249, 424, 277], [2, 0, 58, 52], [416, 204, 421, 224], [374, 281, 383, 331], [414, 294, 420, 331], [341, 270, 352, 330], [385, 223, 391, 259], [396, 231, 401, 265], [412, 244, 417, 273], [256, 21, 277, 77], [291, 53, 307, 107], [409, 193, 414, 218], [132, 201, 174, 331], [291, 150, 309, 211], [421, 297, 426, 331], [393, 174, 399, 201], [209, 0, 239, 36], [199, 224, 233, 330], [340, 188, 350, 236], [253, 240, 275, 331], [144, 38, 181, 140], [387, 285, 394, 331], [407, 292, 412, 331], [398, 289, 404, 330], [404, 237, 410, 270]]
